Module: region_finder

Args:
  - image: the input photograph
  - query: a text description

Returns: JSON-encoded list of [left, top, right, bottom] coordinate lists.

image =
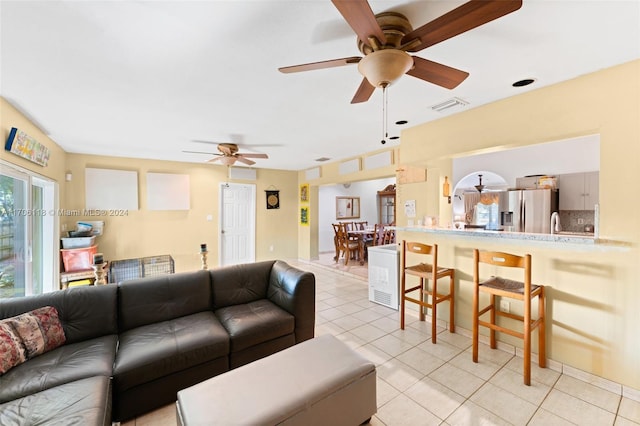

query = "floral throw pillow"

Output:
[[0, 321, 27, 374], [0, 306, 66, 375]]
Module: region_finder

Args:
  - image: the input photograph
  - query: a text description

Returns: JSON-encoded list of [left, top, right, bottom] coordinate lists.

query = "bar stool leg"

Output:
[[490, 294, 497, 349], [419, 278, 426, 322], [449, 272, 455, 333], [472, 251, 480, 363], [538, 287, 547, 368], [524, 293, 532, 386], [400, 289, 406, 330], [431, 279, 438, 343]]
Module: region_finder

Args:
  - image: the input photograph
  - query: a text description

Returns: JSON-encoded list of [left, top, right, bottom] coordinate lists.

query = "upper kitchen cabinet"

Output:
[[558, 171, 599, 210]]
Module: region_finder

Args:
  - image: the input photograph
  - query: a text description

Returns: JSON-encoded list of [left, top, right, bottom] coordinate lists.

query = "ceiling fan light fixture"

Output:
[[219, 156, 236, 166], [357, 49, 413, 88]]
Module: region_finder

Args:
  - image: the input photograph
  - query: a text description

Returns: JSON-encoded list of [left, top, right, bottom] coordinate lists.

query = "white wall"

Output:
[[318, 177, 395, 253]]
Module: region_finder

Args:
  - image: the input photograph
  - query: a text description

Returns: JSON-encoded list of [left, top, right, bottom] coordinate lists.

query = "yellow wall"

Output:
[[63, 154, 299, 271], [297, 147, 398, 260], [396, 60, 640, 388]]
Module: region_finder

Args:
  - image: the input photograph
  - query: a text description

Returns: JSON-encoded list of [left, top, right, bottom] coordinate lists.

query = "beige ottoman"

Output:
[[176, 334, 377, 425]]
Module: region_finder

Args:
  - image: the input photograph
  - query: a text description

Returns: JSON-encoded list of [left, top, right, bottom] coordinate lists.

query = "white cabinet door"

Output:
[[558, 172, 599, 210], [584, 171, 599, 209], [559, 173, 585, 210]]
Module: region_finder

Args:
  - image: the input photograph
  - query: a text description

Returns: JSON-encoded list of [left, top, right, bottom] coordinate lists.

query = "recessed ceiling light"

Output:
[[315, 157, 331, 162], [512, 78, 536, 87], [395, 120, 408, 125]]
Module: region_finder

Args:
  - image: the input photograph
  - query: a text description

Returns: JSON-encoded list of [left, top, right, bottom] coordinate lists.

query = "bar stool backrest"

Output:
[[477, 251, 526, 268]]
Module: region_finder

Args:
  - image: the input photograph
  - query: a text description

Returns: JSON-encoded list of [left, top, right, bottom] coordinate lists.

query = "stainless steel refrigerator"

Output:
[[499, 189, 559, 233]]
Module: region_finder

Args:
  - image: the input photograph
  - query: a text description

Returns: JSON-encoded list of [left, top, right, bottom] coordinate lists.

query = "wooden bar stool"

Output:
[[400, 240, 455, 344], [472, 249, 546, 385]]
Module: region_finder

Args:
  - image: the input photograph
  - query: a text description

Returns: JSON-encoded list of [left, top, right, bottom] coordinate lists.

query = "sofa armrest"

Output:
[[267, 261, 315, 343]]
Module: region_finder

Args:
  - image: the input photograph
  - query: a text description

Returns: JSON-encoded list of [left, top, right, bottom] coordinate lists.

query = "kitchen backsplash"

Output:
[[559, 210, 595, 233]]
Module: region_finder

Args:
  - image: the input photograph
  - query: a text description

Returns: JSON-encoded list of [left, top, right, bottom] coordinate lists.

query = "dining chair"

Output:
[[381, 228, 395, 245], [331, 223, 341, 261], [334, 222, 359, 265]]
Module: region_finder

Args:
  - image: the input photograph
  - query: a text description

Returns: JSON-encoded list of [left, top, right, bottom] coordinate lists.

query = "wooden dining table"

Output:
[[347, 229, 375, 265]]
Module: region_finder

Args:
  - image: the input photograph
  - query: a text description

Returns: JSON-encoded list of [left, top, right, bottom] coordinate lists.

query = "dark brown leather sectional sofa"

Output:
[[0, 260, 315, 424]]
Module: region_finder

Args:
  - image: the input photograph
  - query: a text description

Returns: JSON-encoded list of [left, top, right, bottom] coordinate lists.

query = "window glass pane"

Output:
[[32, 185, 43, 294], [32, 177, 56, 295], [0, 174, 28, 298], [0, 165, 57, 299]]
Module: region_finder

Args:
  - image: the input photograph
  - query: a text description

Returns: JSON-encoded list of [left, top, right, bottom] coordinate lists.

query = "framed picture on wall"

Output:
[[266, 190, 280, 209], [300, 183, 309, 203], [300, 207, 309, 225]]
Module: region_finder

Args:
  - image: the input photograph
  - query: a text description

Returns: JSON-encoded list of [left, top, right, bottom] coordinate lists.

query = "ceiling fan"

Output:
[[279, 0, 523, 104], [183, 143, 268, 166]]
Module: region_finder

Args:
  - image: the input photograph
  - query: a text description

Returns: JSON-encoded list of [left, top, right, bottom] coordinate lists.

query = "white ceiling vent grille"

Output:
[[430, 97, 469, 113]]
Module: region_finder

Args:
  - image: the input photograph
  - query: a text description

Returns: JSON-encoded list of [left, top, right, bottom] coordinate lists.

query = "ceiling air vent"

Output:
[[430, 97, 469, 113]]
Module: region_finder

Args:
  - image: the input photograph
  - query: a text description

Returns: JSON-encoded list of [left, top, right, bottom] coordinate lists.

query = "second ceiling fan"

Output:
[[279, 0, 523, 104], [184, 143, 268, 166]]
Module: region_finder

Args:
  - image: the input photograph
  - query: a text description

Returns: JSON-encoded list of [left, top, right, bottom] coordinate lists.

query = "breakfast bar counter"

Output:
[[392, 225, 630, 251]]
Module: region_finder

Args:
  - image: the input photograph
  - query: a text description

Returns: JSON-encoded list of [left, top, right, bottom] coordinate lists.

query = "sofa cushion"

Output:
[[215, 299, 295, 353], [0, 334, 117, 403], [118, 270, 212, 332], [113, 311, 229, 393], [0, 375, 111, 426], [0, 285, 118, 344], [0, 306, 66, 375], [210, 260, 275, 309], [267, 260, 316, 343], [8, 306, 66, 358], [0, 321, 26, 375]]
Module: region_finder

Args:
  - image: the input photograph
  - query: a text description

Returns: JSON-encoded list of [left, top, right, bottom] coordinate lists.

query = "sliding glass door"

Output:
[[0, 162, 57, 298]]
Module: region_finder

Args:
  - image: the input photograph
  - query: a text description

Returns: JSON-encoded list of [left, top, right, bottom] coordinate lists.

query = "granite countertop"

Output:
[[392, 225, 630, 250]]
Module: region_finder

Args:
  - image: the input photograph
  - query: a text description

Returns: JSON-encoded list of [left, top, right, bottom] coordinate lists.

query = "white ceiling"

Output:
[[1, 1, 639, 171]]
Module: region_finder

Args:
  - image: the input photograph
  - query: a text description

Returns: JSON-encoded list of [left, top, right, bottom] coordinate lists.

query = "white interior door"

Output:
[[219, 183, 256, 266]]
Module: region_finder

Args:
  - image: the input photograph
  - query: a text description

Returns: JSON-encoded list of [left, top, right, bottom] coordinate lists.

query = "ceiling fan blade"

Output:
[[279, 57, 361, 74], [182, 150, 218, 155], [331, 0, 386, 48], [235, 156, 256, 166], [237, 153, 269, 159], [407, 57, 469, 89], [351, 78, 375, 104], [402, 0, 523, 52], [206, 157, 223, 163], [190, 139, 219, 145]]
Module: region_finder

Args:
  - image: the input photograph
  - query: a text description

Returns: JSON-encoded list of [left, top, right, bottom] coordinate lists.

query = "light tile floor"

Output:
[[125, 258, 640, 426]]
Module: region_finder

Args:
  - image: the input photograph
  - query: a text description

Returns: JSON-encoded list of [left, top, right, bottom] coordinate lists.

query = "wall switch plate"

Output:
[[500, 300, 510, 313]]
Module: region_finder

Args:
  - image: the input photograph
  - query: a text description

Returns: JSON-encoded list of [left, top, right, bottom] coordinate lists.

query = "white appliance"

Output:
[[367, 244, 399, 309]]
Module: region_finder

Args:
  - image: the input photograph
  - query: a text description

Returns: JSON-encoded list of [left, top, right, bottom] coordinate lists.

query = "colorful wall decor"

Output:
[[299, 183, 309, 203], [5, 127, 51, 167], [266, 190, 280, 209]]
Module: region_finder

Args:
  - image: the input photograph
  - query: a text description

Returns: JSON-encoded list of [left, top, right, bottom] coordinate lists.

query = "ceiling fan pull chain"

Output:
[[381, 84, 388, 144]]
